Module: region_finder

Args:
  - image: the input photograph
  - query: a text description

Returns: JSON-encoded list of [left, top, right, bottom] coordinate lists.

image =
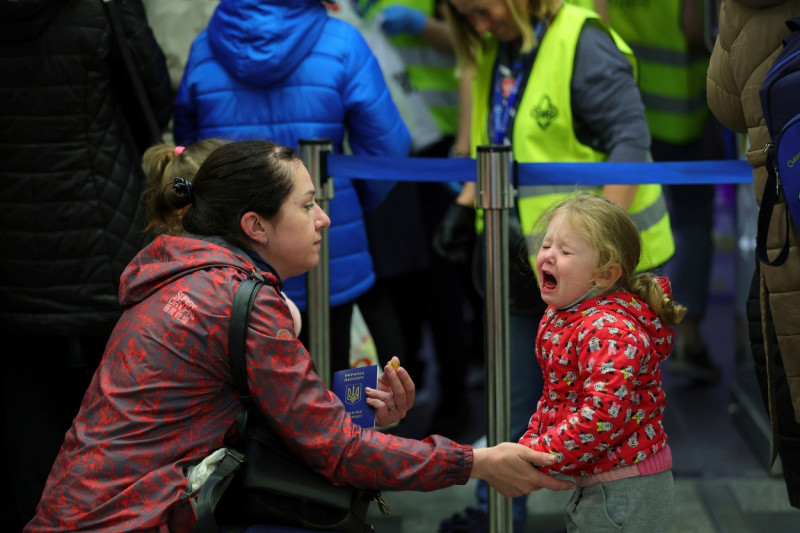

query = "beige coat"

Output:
[[142, 0, 220, 90], [707, 0, 800, 424]]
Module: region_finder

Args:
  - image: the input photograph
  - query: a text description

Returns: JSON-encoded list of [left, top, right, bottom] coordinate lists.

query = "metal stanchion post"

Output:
[[299, 139, 334, 388], [476, 145, 513, 533]]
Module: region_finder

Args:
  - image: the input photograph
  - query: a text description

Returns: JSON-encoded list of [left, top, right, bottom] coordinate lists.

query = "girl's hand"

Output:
[[366, 356, 416, 426]]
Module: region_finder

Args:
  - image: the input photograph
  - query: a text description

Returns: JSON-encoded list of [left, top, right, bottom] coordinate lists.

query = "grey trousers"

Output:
[[565, 470, 674, 533]]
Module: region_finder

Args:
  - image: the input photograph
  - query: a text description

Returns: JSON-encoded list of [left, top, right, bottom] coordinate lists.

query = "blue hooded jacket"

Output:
[[173, 0, 411, 310]]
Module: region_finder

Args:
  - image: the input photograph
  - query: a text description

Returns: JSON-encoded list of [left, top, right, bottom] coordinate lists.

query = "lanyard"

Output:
[[491, 60, 526, 145], [490, 20, 546, 145]]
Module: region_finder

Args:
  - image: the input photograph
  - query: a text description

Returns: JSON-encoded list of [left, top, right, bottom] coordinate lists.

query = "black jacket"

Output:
[[0, 0, 172, 336]]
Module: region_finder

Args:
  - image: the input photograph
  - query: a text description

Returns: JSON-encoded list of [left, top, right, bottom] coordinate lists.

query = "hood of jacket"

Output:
[[563, 275, 675, 364], [119, 234, 264, 308], [207, 0, 327, 87], [0, 0, 68, 41]]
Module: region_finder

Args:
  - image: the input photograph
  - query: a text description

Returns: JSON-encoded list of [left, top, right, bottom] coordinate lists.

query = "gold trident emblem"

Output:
[[346, 384, 361, 405]]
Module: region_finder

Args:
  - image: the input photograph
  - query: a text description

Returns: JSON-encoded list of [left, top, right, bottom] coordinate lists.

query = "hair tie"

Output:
[[174, 146, 186, 155], [172, 177, 193, 201]]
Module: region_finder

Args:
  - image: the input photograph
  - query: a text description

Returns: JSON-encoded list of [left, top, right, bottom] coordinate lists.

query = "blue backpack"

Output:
[[757, 17, 800, 266]]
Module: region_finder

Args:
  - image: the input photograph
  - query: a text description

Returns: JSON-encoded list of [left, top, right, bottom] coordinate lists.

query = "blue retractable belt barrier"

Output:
[[326, 154, 753, 185]]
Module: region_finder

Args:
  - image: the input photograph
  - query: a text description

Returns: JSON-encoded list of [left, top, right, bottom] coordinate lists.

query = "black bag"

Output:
[[194, 274, 384, 533], [756, 17, 800, 266]]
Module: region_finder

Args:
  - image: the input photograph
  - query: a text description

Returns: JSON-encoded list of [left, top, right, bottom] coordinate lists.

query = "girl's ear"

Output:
[[595, 263, 622, 290]]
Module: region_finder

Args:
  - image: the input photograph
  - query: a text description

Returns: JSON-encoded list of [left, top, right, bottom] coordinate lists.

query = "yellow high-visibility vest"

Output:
[[471, 3, 674, 271]]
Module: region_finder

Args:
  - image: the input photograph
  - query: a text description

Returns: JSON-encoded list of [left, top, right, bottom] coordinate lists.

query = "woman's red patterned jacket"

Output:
[[26, 235, 471, 532], [519, 278, 674, 478]]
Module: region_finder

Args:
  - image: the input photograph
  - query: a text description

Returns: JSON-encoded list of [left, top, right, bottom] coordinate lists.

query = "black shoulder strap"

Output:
[[193, 275, 263, 533], [229, 276, 263, 404], [756, 151, 791, 267]]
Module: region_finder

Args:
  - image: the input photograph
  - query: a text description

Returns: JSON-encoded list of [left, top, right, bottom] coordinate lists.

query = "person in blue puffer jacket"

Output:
[[173, 0, 410, 375]]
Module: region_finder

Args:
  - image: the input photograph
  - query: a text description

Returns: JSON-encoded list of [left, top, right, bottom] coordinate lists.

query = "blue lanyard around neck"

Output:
[[490, 20, 546, 145]]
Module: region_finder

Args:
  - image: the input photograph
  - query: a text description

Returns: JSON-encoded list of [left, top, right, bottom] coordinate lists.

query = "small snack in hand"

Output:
[[388, 360, 400, 370]]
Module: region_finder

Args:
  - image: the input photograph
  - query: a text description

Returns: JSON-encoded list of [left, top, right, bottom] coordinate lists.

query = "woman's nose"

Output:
[[316, 206, 331, 229], [470, 15, 490, 35]]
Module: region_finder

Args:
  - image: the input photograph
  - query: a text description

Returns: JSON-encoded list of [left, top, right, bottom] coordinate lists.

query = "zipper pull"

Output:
[[765, 142, 781, 195], [374, 491, 390, 515]]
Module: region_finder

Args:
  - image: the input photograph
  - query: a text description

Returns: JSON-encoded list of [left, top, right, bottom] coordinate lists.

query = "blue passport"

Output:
[[332, 365, 378, 429]]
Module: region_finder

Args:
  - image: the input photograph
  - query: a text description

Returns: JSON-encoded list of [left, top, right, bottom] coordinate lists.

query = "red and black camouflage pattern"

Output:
[[25, 234, 471, 532], [519, 277, 675, 477]]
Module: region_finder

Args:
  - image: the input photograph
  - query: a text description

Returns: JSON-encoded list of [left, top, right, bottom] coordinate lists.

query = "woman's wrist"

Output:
[[469, 447, 490, 480], [455, 181, 476, 206]]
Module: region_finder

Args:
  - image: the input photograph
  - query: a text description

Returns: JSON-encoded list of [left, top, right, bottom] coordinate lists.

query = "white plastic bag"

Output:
[[328, 1, 442, 152], [349, 304, 378, 368], [186, 448, 228, 494]]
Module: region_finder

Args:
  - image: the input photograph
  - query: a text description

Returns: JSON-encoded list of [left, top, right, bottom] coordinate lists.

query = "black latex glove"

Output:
[[432, 203, 476, 265]]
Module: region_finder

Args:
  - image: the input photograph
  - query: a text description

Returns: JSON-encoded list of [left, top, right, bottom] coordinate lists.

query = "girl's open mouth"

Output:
[[541, 271, 557, 290]]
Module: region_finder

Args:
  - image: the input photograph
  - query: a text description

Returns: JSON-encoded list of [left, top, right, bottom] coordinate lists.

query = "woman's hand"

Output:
[[366, 356, 416, 426], [470, 443, 575, 497]]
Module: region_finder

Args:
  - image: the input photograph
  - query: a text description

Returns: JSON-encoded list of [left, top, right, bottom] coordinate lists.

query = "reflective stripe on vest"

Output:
[[365, 0, 459, 135], [605, 0, 710, 143]]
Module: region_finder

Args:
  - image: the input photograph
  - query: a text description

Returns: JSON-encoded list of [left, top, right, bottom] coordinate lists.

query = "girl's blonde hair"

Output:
[[444, 0, 564, 71], [534, 192, 686, 326], [142, 139, 228, 235]]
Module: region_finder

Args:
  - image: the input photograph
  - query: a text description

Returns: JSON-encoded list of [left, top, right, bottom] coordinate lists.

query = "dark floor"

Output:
[[365, 186, 800, 533]]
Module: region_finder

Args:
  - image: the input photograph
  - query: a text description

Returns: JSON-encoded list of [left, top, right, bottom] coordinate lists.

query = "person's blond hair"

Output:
[[533, 192, 687, 326], [444, 0, 564, 71], [142, 139, 228, 235]]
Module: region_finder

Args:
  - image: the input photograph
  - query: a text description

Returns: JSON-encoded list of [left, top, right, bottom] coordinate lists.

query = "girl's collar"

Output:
[[558, 285, 617, 310]]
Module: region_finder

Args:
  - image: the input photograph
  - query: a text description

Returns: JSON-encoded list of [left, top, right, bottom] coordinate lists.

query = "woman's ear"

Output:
[[240, 211, 267, 245], [595, 263, 622, 290]]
